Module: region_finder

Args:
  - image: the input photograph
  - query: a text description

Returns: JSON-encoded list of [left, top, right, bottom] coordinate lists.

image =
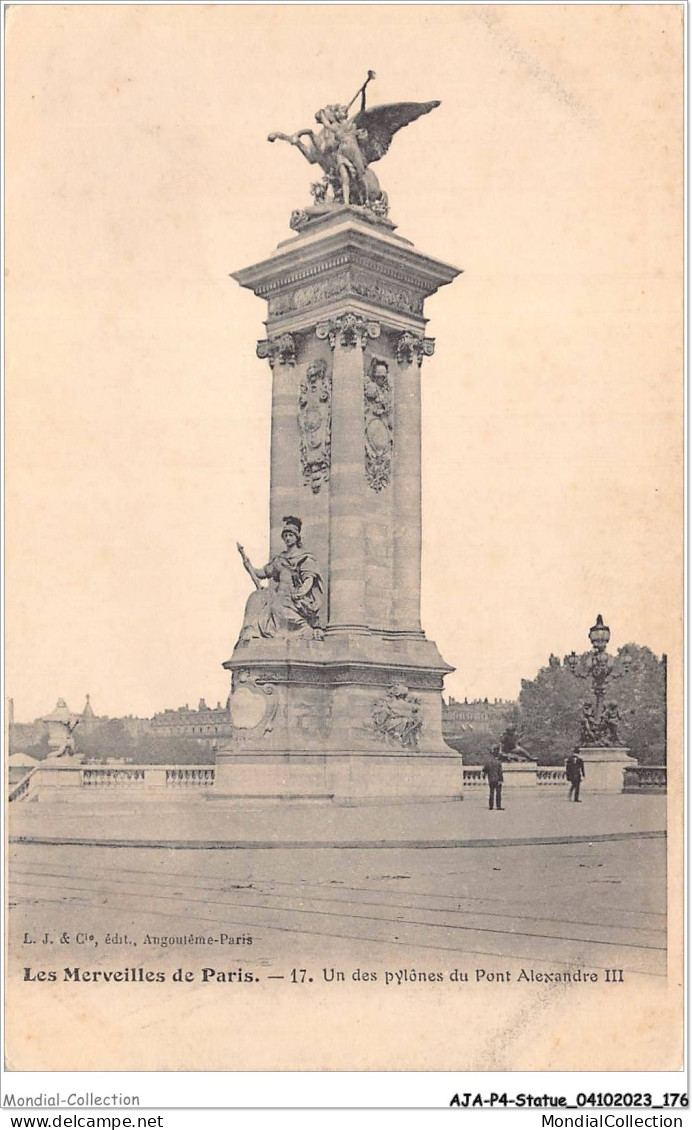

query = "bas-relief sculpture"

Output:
[[267, 271, 426, 318], [372, 685, 423, 749], [220, 74, 462, 800], [298, 359, 332, 493], [364, 358, 393, 492]]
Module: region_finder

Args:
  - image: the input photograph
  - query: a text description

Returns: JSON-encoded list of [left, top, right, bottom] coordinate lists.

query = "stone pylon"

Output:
[[217, 206, 462, 801]]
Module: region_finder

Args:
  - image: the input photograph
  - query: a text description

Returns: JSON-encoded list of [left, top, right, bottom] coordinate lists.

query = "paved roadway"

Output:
[[9, 789, 666, 846], [8, 800, 666, 979]]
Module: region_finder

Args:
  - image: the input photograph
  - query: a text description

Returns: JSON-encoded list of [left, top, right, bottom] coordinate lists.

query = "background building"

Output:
[[7, 695, 233, 762], [151, 699, 233, 746], [441, 697, 516, 761]]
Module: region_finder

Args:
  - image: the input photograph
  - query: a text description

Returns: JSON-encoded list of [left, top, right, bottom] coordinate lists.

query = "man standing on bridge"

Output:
[[482, 745, 504, 811], [566, 747, 586, 802]]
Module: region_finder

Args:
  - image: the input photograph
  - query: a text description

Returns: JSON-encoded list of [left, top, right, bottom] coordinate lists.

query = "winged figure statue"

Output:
[[268, 72, 440, 221]]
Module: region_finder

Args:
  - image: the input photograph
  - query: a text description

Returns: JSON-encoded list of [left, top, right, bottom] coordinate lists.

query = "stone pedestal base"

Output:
[[579, 747, 636, 793], [217, 634, 462, 802], [214, 751, 462, 804]]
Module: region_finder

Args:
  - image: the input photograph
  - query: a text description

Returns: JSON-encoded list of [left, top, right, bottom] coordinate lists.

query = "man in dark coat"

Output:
[[565, 748, 586, 802], [482, 745, 504, 810]]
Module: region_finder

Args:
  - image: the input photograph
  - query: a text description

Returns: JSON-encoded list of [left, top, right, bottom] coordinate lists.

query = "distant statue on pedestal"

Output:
[[236, 516, 324, 644], [51, 718, 80, 759], [499, 724, 533, 762], [43, 698, 81, 760]]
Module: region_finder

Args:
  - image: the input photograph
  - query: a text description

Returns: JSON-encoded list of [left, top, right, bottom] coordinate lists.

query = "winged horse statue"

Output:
[[268, 72, 440, 218]]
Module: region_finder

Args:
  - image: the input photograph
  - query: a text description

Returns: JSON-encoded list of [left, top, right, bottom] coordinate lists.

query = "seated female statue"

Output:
[[237, 516, 324, 644]]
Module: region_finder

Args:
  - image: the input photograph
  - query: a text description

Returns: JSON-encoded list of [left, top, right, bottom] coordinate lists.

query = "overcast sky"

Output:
[[6, 4, 682, 721]]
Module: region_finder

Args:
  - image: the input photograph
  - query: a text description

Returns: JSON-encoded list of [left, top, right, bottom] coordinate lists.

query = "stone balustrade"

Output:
[[462, 763, 565, 788], [9, 760, 659, 801], [462, 768, 484, 787], [8, 774, 32, 803], [165, 768, 216, 787], [83, 768, 146, 787], [9, 763, 217, 802], [537, 768, 567, 786], [622, 765, 667, 793]]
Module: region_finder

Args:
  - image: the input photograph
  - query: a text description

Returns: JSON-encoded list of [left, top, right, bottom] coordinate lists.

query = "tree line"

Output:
[[18, 643, 666, 768], [446, 644, 666, 766]]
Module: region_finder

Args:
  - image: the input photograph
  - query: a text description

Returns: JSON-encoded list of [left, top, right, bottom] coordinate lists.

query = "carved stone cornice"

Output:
[[257, 254, 423, 299], [316, 314, 381, 350], [396, 332, 436, 366], [232, 224, 462, 319], [351, 270, 425, 317], [222, 656, 447, 691], [256, 332, 296, 368], [265, 266, 426, 318]]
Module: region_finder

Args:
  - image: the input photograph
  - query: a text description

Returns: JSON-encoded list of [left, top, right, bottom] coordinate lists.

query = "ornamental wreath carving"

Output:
[[298, 359, 332, 493], [364, 357, 393, 491], [372, 684, 423, 749]]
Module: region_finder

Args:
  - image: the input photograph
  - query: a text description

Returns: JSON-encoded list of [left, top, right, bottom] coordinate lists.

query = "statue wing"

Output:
[[353, 101, 440, 164]]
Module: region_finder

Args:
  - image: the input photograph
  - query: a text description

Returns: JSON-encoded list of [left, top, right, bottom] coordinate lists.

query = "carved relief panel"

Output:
[[372, 684, 423, 749], [228, 670, 278, 741], [363, 357, 393, 491], [298, 358, 332, 493]]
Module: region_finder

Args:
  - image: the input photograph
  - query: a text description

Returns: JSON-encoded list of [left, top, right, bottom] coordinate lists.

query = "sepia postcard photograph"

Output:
[[3, 2, 684, 1078]]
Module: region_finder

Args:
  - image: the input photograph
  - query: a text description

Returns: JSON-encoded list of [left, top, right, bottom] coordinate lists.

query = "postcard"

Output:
[[4, 3, 683, 1074]]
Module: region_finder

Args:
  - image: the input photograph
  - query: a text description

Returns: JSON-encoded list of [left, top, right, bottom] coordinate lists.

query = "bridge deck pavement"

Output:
[[9, 790, 666, 848], [6, 813, 670, 1070], [9, 824, 666, 978]]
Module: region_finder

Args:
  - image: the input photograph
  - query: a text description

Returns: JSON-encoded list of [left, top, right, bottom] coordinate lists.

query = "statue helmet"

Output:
[[282, 515, 302, 541]]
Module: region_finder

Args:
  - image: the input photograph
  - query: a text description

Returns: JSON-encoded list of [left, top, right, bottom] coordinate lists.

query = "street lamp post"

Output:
[[565, 615, 634, 792], [566, 614, 628, 740]]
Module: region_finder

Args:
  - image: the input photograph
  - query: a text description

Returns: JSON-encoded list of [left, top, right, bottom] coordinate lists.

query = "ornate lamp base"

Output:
[[578, 747, 636, 793]]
